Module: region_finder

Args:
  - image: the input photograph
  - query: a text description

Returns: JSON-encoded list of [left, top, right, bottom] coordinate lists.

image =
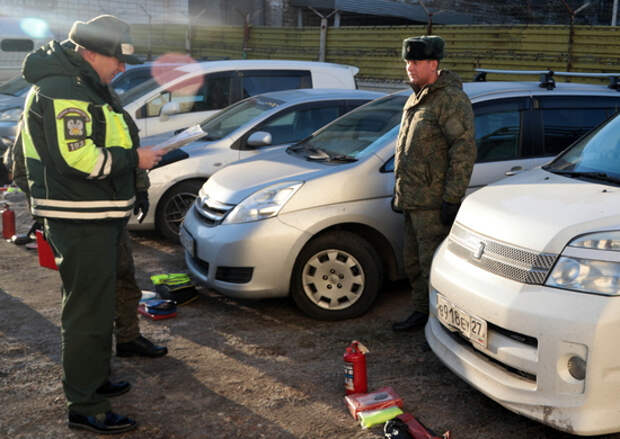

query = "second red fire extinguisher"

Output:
[[2, 203, 15, 240], [344, 340, 369, 395]]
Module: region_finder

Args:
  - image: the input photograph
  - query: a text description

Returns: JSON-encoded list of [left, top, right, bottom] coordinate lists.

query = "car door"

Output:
[[236, 100, 364, 160], [138, 71, 234, 136]]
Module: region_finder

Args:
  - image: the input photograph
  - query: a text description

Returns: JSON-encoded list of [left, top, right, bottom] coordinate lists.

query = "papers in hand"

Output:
[[152, 125, 207, 152]]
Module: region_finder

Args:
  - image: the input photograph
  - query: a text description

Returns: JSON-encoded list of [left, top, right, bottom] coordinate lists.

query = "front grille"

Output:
[[448, 223, 558, 285], [195, 194, 235, 226], [441, 322, 537, 383]]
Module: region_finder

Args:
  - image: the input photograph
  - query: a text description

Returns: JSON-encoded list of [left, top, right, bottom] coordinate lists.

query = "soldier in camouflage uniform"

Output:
[[392, 35, 476, 332]]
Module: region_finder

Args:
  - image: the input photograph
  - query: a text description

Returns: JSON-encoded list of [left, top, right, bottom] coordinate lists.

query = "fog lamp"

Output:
[[567, 355, 586, 380]]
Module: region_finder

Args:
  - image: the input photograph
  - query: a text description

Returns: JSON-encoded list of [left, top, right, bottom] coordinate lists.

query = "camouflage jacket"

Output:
[[394, 70, 476, 210]]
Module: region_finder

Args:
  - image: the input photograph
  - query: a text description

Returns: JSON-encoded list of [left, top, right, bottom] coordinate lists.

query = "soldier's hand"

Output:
[[390, 196, 403, 214], [137, 146, 165, 170], [440, 201, 460, 226]]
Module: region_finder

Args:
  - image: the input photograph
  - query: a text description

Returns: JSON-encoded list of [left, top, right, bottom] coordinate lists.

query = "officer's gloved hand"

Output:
[[440, 201, 460, 226], [134, 191, 149, 223], [390, 196, 403, 214]]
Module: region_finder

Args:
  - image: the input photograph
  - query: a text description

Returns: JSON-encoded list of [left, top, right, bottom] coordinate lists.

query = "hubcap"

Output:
[[301, 249, 365, 311], [164, 192, 197, 236]]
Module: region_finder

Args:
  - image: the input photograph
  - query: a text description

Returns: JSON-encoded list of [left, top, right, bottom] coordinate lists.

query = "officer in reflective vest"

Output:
[[22, 15, 164, 434]]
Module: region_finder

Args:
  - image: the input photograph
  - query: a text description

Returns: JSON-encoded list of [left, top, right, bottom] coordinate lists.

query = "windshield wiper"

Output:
[[306, 147, 331, 161], [327, 154, 357, 162], [553, 170, 620, 185]]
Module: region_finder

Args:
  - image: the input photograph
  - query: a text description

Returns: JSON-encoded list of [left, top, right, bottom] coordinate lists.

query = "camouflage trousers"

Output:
[[115, 228, 142, 344], [403, 209, 451, 314]]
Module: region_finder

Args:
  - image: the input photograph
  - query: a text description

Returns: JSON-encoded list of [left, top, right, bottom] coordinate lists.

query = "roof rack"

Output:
[[474, 68, 620, 92]]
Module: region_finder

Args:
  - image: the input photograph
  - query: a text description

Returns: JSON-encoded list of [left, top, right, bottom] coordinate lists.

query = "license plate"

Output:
[[179, 227, 195, 258], [436, 293, 487, 348]]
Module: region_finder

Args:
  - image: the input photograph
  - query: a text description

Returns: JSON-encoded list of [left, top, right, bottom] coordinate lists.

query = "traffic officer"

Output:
[[10, 78, 167, 357], [391, 35, 476, 332], [21, 15, 164, 434]]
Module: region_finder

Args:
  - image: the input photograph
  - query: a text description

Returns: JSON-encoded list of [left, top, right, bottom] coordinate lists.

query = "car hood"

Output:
[[205, 149, 326, 204], [457, 167, 620, 254], [205, 148, 389, 209]]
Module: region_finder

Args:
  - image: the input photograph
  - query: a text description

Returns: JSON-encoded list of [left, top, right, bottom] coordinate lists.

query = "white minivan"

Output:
[[426, 112, 620, 435], [120, 59, 359, 137]]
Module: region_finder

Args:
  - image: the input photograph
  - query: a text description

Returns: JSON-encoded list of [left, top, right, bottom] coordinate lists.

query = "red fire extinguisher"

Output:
[[344, 340, 369, 395], [2, 203, 15, 240]]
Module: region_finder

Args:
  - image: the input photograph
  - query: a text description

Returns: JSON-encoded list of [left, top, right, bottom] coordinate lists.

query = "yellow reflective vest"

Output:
[[22, 41, 140, 221]]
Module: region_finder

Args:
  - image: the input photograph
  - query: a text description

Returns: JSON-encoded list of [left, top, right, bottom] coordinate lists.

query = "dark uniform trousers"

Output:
[[115, 227, 141, 344], [46, 218, 125, 415], [403, 209, 451, 313]]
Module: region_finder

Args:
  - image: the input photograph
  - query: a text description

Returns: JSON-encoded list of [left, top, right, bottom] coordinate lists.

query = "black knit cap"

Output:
[[68, 15, 142, 64], [402, 35, 444, 61]]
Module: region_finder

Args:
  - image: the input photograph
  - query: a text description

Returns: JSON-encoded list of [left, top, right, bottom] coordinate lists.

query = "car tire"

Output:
[[291, 231, 382, 320], [155, 179, 205, 242]]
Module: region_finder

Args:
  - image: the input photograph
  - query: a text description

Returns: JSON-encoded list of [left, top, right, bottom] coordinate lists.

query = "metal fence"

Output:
[[132, 24, 620, 85]]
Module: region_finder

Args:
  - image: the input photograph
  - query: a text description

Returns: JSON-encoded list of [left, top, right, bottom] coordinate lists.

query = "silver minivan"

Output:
[[181, 79, 620, 320]]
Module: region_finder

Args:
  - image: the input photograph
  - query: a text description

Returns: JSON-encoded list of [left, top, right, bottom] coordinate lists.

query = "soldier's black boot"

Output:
[[392, 311, 428, 332], [116, 335, 168, 358]]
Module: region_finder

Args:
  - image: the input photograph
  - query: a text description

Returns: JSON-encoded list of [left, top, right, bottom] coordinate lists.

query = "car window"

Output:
[[200, 96, 283, 141], [536, 95, 620, 156], [112, 69, 151, 95], [541, 107, 616, 155], [472, 97, 530, 163], [254, 104, 341, 145], [474, 111, 521, 162], [241, 70, 311, 99], [144, 72, 234, 117], [297, 94, 406, 158]]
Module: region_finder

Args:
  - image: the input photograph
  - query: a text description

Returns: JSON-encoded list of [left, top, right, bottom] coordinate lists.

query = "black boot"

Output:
[[116, 335, 168, 358], [68, 410, 136, 434], [392, 311, 428, 332]]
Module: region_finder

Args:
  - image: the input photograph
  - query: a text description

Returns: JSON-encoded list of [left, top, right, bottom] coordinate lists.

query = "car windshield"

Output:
[[545, 113, 620, 183], [290, 94, 406, 161], [119, 77, 161, 105], [0, 76, 30, 96], [118, 68, 187, 106], [199, 96, 283, 141]]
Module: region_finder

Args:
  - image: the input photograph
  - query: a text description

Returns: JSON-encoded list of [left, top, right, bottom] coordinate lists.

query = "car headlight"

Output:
[[0, 107, 22, 122], [223, 181, 303, 224], [545, 231, 620, 295]]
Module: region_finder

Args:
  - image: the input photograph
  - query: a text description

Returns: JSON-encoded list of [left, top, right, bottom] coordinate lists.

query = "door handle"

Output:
[[505, 166, 523, 176]]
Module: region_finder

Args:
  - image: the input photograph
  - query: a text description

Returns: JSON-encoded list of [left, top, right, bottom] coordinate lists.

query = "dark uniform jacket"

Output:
[[394, 70, 476, 210], [21, 40, 141, 220]]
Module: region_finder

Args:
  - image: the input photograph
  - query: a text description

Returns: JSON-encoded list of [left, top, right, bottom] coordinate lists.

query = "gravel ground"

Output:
[[1, 189, 619, 439]]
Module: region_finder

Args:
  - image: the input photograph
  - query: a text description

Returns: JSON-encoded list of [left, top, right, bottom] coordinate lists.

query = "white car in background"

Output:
[[120, 59, 360, 137], [129, 88, 383, 240]]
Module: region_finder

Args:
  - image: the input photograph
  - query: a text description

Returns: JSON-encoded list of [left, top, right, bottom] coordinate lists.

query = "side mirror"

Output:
[[247, 131, 272, 147], [160, 102, 180, 121]]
